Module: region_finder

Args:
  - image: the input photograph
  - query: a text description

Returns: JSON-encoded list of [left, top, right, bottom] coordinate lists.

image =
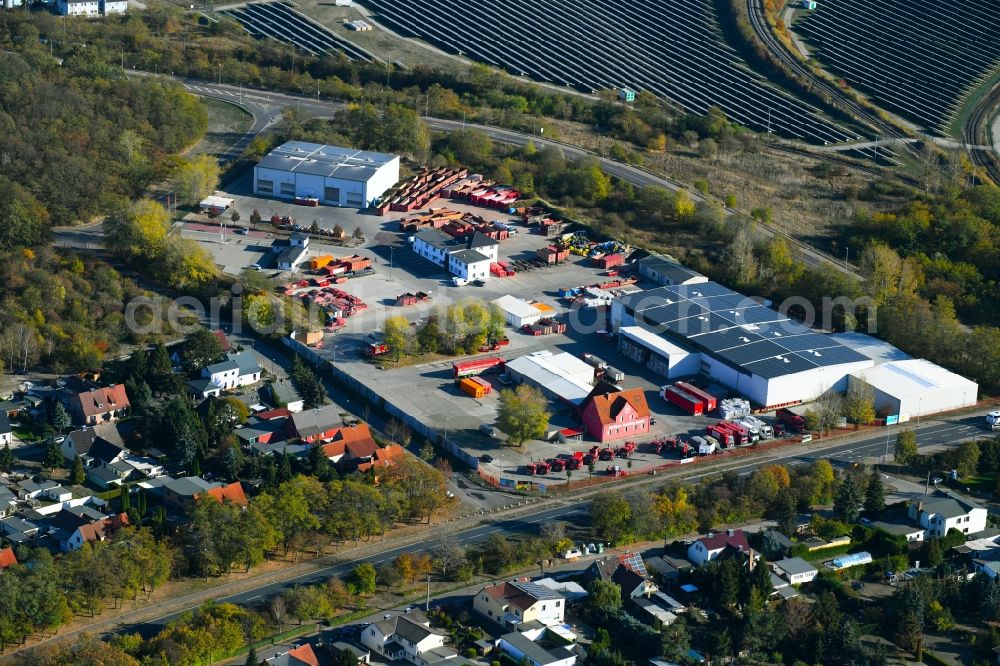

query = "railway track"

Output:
[[963, 80, 1000, 186], [746, 0, 916, 154]]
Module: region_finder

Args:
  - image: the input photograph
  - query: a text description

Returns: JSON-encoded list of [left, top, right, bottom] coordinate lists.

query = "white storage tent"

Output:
[[849, 359, 978, 420]]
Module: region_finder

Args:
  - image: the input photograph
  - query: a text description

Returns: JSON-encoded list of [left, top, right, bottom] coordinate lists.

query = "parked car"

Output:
[[563, 547, 582, 560], [479, 454, 494, 463], [471, 278, 486, 286], [249, 264, 262, 271], [234, 227, 249, 235], [479, 424, 498, 438], [451, 277, 469, 287]]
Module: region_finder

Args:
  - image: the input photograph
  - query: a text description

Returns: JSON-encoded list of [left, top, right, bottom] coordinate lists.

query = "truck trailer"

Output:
[[776, 408, 806, 433], [453, 357, 506, 379], [674, 381, 717, 412], [662, 385, 705, 416]]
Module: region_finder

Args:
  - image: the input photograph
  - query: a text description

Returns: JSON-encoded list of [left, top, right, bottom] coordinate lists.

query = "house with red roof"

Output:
[[687, 529, 756, 568], [319, 423, 380, 465], [580, 387, 650, 442], [356, 444, 406, 482], [69, 384, 130, 426], [0, 546, 17, 570], [264, 643, 320, 666], [197, 481, 248, 507]]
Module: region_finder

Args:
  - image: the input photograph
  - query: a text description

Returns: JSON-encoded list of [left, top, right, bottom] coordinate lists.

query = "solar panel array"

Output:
[[357, 0, 853, 144], [619, 283, 869, 379], [796, 0, 1000, 133], [620, 552, 648, 577], [223, 2, 375, 62]]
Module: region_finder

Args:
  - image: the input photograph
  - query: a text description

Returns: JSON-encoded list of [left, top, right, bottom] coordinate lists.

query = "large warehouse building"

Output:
[[253, 141, 399, 208], [611, 282, 874, 408], [505, 350, 596, 406], [849, 359, 978, 420]]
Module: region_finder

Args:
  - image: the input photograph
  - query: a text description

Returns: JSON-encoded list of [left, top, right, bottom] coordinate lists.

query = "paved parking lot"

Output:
[[184, 177, 792, 488]]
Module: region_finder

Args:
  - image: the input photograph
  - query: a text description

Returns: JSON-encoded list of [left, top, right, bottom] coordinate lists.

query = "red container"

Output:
[[674, 381, 718, 412], [453, 357, 505, 378], [776, 408, 806, 432], [662, 386, 705, 416]]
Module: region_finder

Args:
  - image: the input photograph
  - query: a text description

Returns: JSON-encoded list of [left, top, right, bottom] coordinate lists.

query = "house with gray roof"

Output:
[[412, 228, 499, 283], [60, 423, 126, 466], [361, 609, 446, 664], [202, 351, 262, 391], [771, 557, 818, 584], [909, 493, 988, 539], [495, 627, 579, 666], [266, 379, 304, 413]]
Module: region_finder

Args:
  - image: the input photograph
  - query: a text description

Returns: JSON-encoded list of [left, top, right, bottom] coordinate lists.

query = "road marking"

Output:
[[247, 595, 261, 601]]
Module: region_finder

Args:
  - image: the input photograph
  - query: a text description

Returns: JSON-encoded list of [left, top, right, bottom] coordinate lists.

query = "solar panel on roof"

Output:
[[800, 346, 869, 366], [743, 354, 818, 378], [716, 339, 792, 365], [772, 332, 836, 353], [621, 552, 647, 576]]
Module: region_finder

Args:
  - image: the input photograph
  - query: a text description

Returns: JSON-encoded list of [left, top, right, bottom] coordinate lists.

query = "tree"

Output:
[[591, 491, 632, 544], [843, 385, 876, 425], [588, 579, 622, 612], [833, 473, 863, 523], [174, 154, 220, 205], [895, 430, 918, 464], [496, 385, 550, 446], [956, 440, 981, 479], [0, 442, 14, 472], [249, 209, 262, 230], [42, 439, 63, 470], [180, 328, 223, 373], [348, 563, 376, 596], [230, 210, 241, 226], [925, 537, 944, 567], [71, 456, 86, 485], [50, 403, 71, 432], [334, 646, 360, 666], [291, 356, 325, 410], [245, 645, 260, 666], [715, 558, 741, 609], [891, 584, 925, 657], [774, 489, 797, 536], [382, 316, 410, 362], [864, 470, 885, 514]]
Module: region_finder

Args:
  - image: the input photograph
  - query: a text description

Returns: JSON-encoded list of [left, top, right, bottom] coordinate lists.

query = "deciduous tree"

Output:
[[496, 385, 550, 446]]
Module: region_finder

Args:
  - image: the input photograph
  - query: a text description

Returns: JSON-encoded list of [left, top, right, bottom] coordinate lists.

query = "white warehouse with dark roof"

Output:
[[611, 282, 874, 409], [253, 141, 399, 208]]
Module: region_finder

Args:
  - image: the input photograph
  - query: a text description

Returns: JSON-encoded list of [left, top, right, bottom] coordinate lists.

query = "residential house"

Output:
[[264, 643, 320, 666], [287, 405, 342, 443], [360, 609, 446, 663], [267, 379, 304, 413], [495, 627, 578, 666], [585, 551, 649, 585], [161, 476, 219, 513], [202, 351, 262, 391], [17, 479, 68, 502], [0, 516, 39, 544], [329, 642, 370, 665], [631, 597, 677, 627], [533, 578, 588, 602], [99, 0, 127, 14], [687, 529, 756, 567], [908, 493, 988, 540], [46, 508, 128, 552], [236, 415, 289, 449], [635, 253, 708, 287], [0, 546, 16, 570], [356, 444, 405, 481], [319, 423, 380, 465], [644, 554, 695, 582], [412, 228, 499, 282], [612, 566, 658, 600], [580, 387, 650, 442], [57, 0, 99, 15], [188, 378, 223, 401], [197, 481, 249, 507], [474, 580, 566, 627], [0, 485, 17, 518], [66, 435, 164, 490], [0, 412, 10, 446], [60, 423, 126, 465], [69, 384, 130, 426], [771, 557, 818, 585]]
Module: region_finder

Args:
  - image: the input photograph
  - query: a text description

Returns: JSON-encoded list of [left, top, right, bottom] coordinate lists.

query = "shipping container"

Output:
[[453, 357, 505, 378], [595, 253, 625, 269], [776, 408, 806, 432], [458, 376, 492, 398], [308, 255, 335, 270], [662, 385, 705, 416], [674, 381, 717, 412]]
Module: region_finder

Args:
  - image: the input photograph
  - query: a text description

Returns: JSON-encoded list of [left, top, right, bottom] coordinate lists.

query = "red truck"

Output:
[[719, 421, 749, 445], [776, 408, 806, 433], [706, 424, 735, 447], [453, 357, 505, 379], [549, 458, 566, 473], [674, 381, 718, 412], [598, 448, 615, 461], [662, 385, 705, 416], [566, 457, 582, 471], [366, 342, 389, 357]]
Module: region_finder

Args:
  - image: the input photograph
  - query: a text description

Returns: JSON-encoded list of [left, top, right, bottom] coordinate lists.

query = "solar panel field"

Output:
[[795, 0, 1000, 134], [222, 2, 376, 62], [357, 0, 855, 144]]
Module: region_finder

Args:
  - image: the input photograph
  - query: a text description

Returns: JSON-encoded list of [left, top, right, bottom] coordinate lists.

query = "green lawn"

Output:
[[959, 475, 995, 494], [188, 97, 252, 159]]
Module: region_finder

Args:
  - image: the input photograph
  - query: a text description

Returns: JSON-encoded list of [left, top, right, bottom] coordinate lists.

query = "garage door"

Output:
[[257, 179, 273, 193], [324, 186, 340, 203], [346, 192, 363, 207]]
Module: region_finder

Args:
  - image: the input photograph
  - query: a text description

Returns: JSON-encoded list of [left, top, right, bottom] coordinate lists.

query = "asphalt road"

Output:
[[177, 79, 851, 275], [114, 409, 991, 639]]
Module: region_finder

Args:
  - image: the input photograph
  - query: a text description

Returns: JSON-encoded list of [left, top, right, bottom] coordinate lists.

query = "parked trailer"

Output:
[[453, 357, 505, 378], [458, 376, 492, 398], [581, 353, 608, 370], [776, 408, 806, 433], [604, 366, 625, 383], [674, 381, 717, 412], [720, 420, 750, 445], [661, 385, 705, 416], [735, 419, 761, 442], [706, 424, 735, 447]]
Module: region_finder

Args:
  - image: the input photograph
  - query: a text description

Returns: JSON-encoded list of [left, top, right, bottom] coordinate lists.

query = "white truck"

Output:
[[692, 435, 717, 456], [741, 415, 774, 439], [735, 419, 761, 443], [987, 411, 1000, 431]]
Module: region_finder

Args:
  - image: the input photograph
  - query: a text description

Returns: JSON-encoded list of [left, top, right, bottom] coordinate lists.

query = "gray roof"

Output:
[[188, 378, 218, 394], [774, 557, 817, 577], [415, 227, 453, 250], [499, 631, 570, 666], [165, 476, 217, 498], [88, 437, 124, 465], [277, 245, 308, 266], [257, 141, 397, 182], [290, 405, 341, 438], [206, 357, 240, 374], [232, 351, 262, 376], [921, 494, 982, 519], [88, 466, 121, 483], [617, 282, 869, 379], [450, 249, 490, 265], [0, 516, 38, 535], [510, 580, 564, 602], [66, 424, 125, 457], [373, 610, 442, 644], [236, 416, 288, 444], [637, 253, 705, 284], [268, 380, 302, 406], [468, 231, 497, 250]]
